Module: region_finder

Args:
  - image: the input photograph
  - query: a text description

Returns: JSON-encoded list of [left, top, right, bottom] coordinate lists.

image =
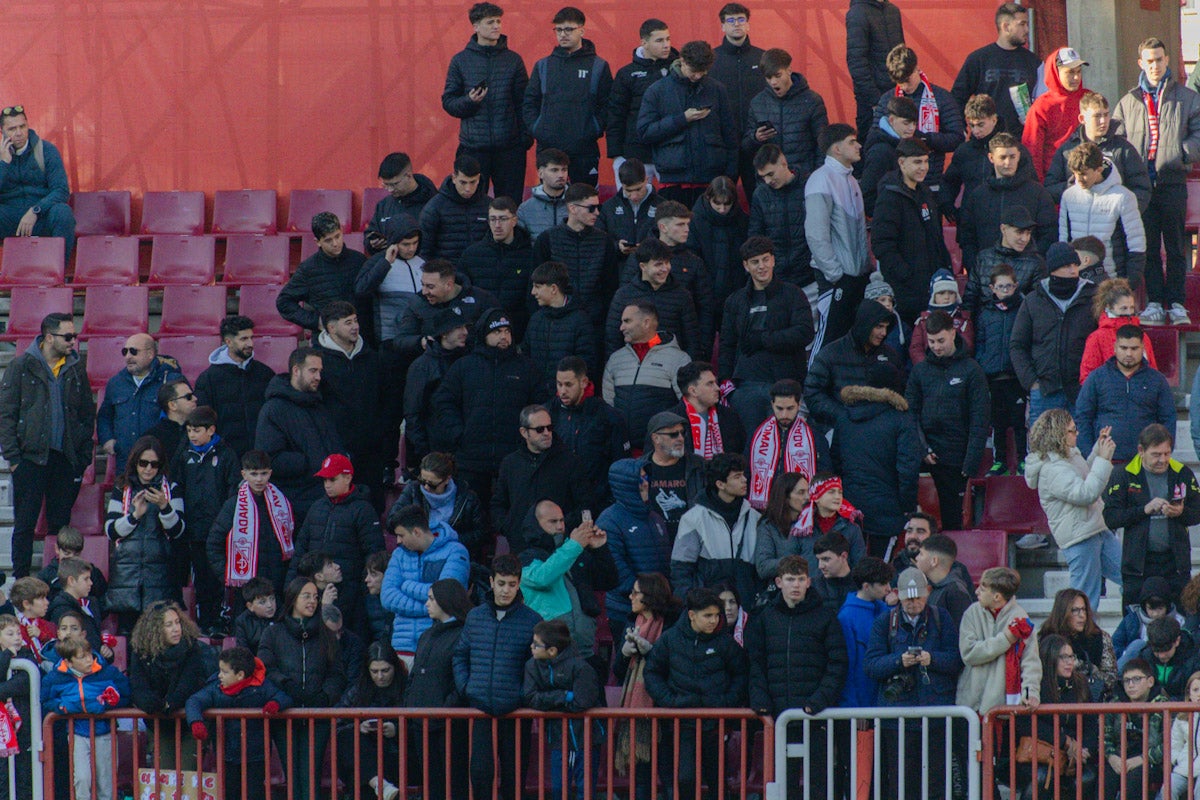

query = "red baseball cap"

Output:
[[314, 454, 354, 478]]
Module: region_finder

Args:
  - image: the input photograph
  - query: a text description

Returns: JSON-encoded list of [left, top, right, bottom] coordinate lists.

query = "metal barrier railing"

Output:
[[5, 659, 40, 800], [41, 706, 773, 800], [768, 705, 982, 800]]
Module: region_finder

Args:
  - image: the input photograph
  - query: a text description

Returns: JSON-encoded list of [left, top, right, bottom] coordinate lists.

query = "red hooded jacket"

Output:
[[1023, 50, 1088, 180]]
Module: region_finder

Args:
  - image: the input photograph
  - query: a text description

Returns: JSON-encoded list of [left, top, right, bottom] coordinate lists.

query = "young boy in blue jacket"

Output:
[[837, 557, 896, 708], [186, 646, 292, 800], [41, 636, 131, 800]]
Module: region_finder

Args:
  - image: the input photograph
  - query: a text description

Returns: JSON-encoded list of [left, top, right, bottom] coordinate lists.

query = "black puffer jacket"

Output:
[[719, 277, 814, 385], [689, 194, 748, 317], [805, 300, 905, 427], [442, 34, 529, 151], [169, 438, 241, 543], [453, 594, 543, 715], [845, 0, 905, 105], [974, 292, 1022, 376], [130, 639, 217, 714], [871, 172, 951, 324], [259, 615, 346, 707], [104, 477, 186, 614], [710, 38, 767, 136], [403, 340, 467, 457], [393, 279, 501, 358], [744, 74, 829, 174], [906, 344, 991, 474], [523, 39, 613, 157], [492, 443, 588, 544], [858, 121, 900, 214], [606, 275, 700, 359], [276, 246, 368, 332], [1009, 278, 1098, 402], [965, 244, 1046, 317], [621, 245, 715, 357], [748, 169, 812, 286], [394, 478, 487, 554], [644, 615, 747, 709], [364, 175, 437, 253], [432, 326, 541, 473], [833, 385, 922, 540], [942, 126, 1037, 219], [597, 188, 662, 246], [958, 171, 1058, 272], [522, 297, 598, 399], [745, 591, 848, 715], [290, 484, 383, 620], [458, 227, 536, 339], [418, 176, 490, 262], [608, 47, 678, 161], [534, 224, 621, 329], [405, 618, 465, 710], [870, 82, 964, 187], [550, 395, 630, 510], [253, 375, 344, 519], [637, 65, 739, 184], [314, 335, 381, 464], [1045, 124, 1152, 211], [194, 355, 275, 458]]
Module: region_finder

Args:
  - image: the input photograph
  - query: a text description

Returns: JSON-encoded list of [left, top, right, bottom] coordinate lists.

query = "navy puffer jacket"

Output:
[[599, 458, 672, 621], [442, 35, 529, 151], [744, 75, 829, 174], [418, 176, 490, 262], [276, 247, 367, 332], [748, 169, 812, 287], [522, 297, 598, 398], [689, 194, 748, 317], [645, 614, 747, 708], [973, 292, 1022, 376], [458, 226, 536, 338], [523, 40, 613, 157], [289, 484, 384, 622], [637, 65, 739, 184], [453, 593, 542, 715], [608, 47, 678, 161], [534, 224, 622, 330]]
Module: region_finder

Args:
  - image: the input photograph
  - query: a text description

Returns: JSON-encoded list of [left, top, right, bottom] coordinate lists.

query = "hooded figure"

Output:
[[1023, 48, 1090, 180], [354, 213, 424, 346], [805, 299, 905, 428], [909, 269, 975, 364]]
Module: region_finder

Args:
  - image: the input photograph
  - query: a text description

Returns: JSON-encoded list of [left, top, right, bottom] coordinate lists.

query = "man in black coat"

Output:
[[749, 145, 812, 289], [433, 309, 540, 507], [458, 196, 536, 340], [845, 0, 904, 140], [549, 357, 630, 511], [491, 403, 588, 549], [364, 152, 437, 254], [441, 3, 530, 205], [314, 301, 385, 513], [403, 311, 470, 460], [418, 156, 490, 262], [606, 237, 701, 359], [963, 205, 1046, 318], [941, 94, 1037, 223], [744, 555, 848, 798], [871, 138, 952, 325], [1044, 90, 1152, 211], [906, 311, 991, 531], [253, 347, 345, 522], [276, 212, 367, 333], [143, 378, 196, 462], [672, 361, 745, 456], [607, 20, 677, 182], [523, 261, 598, 399], [194, 315, 276, 458], [805, 299, 904, 430], [596, 158, 663, 254], [950, 2, 1039, 136], [859, 96, 917, 214], [744, 48, 828, 176], [710, 3, 766, 195], [393, 259, 500, 359]]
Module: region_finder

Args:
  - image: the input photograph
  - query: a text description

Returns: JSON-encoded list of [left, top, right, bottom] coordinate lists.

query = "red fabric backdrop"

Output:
[[2, 0, 1000, 201]]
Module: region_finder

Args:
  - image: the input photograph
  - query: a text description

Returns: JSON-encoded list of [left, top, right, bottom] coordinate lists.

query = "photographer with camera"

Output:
[[864, 567, 963, 800]]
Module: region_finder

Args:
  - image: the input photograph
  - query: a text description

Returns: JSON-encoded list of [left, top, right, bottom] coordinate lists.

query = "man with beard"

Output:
[[951, 2, 1040, 136], [549, 357, 629, 510], [747, 380, 820, 511], [195, 316, 275, 458], [636, 411, 706, 544]]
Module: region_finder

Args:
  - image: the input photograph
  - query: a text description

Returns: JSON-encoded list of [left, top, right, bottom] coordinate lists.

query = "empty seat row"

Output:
[[74, 189, 386, 237]]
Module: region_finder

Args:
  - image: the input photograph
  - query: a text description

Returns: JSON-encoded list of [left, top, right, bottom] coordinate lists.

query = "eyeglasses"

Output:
[[992, 283, 1017, 291], [656, 429, 685, 438], [524, 424, 554, 434], [488, 215, 515, 223], [530, 641, 549, 650], [418, 477, 446, 489], [572, 202, 601, 213], [1057, 653, 1077, 662], [1, 106, 24, 117], [723, 16, 749, 24], [48, 331, 77, 342], [121, 347, 142, 356], [1123, 675, 1151, 685], [175, 392, 195, 402], [553, 25, 580, 34], [1068, 606, 1088, 616], [136, 459, 160, 469]]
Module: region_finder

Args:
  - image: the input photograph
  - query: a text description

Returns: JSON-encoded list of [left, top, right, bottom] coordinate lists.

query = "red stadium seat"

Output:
[[221, 234, 291, 285], [146, 235, 216, 286], [286, 189, 353, 233], [212, 189, 278, 235], [967, 476, 1049, 534], [72, 235, 140, 286], [80, 285, 150, 338], [944, 225, 962, 274], [0, 286, 72, 341], [917, 475, 941, 530], [83, 336, 130, 390], [237, 284, 302, 336], [942, 529, 1007, 586], [1186, 179, 1200, 232], [361, 187, 389, 230], [1185, 272, 1200, 325], [0, 237, 65, 286], [251, 335, 297, 375], [299, 231, 363, 262], [158, 285, 228, 336], [158, 335, 221, 382], [1143, 326, 1180, 386], [39, 487, 109, 542], [139, 190, 205, 235], [72, 191, 132, 236]]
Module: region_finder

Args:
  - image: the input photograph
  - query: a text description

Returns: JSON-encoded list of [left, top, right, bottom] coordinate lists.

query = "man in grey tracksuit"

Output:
[[805, 123, 871, 358]]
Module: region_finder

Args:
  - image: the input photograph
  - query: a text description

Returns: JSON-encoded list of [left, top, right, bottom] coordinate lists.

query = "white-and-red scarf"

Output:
[[121, 477, 172, 515], [685, 399, 724, 458], [1144, 88, 1161, 162], [225, 482, 294, 587], [0, 699, 20, 757], [748, 417, 816, 510], [792, 475, 863, 538], [898, 72, 940, 134]]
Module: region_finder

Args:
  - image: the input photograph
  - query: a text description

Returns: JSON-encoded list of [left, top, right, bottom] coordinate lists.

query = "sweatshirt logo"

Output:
[[578, 69, 590, 79], [631, 70, 648, 79], [949, 377, 963, 386]]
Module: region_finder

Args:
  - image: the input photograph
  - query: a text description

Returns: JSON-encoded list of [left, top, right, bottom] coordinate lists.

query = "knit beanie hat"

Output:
[[1046, 242, 1081, 274], [928, 269, 959, 309], [863, 271, 895, 302]]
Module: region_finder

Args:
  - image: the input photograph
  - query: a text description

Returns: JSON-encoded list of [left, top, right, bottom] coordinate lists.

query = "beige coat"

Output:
[[956, 598, 1042, 715]]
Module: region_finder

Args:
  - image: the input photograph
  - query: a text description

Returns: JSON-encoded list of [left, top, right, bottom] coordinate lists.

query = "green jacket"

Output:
[[520, 538, 585, 622], [1105, 690, 1167, 767]]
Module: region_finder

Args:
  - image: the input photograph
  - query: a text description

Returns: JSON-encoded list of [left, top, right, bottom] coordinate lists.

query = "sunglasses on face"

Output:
[[175, 392, 195, 402], [525, 424, 553, 434], [48, 331, 77, 341], [137, 459, 160, 469], [121, 347, 142, 356]]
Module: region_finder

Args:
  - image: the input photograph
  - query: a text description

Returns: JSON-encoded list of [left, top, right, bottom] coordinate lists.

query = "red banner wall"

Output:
[[2, 1, 1000, 197]]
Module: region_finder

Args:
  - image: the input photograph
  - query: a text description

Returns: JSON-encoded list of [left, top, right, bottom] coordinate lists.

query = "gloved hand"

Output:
[[621, 639, 638, 658], [1008, 618, 1033, 641], [190, 722, 208, 742], [263, 700, 281, 716], [98, 687, 120, 707]]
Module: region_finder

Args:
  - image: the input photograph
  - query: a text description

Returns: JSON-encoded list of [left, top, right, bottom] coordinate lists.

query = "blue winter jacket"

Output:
[[863, 605, 962, 707], [41, 657, 132, 736], [185, 659, 292, 763], [973, 293, 1022, 377], [0, 130, 70, 210], [599, 458, 672, 622], [837, 593, 890, 707], [452, 593, 543, 715], [96, 356, 184, 470], [1075, 356, 1177, 461], [381, 519, 470, 653]]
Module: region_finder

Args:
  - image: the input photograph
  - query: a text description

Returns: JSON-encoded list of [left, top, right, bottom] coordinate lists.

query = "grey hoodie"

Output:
[[517, 184, 570, 239], [804, 155, 871, 284]]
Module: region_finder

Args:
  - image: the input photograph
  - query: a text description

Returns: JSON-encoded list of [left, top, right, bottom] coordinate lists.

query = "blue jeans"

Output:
[[1062, 529, 1122, 610], [1028, 386, 1074, 429]]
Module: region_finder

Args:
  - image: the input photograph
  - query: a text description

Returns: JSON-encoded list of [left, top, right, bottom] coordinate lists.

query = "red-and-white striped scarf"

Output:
[[684, 399, 724, 458], [898, 72, 940, 134], [1144, 88, 1161, 162], [225, 481, 294, 587]]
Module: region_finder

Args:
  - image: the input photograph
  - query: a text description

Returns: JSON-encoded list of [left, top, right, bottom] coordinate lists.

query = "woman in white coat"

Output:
[[1024, 408, 1120, 609]]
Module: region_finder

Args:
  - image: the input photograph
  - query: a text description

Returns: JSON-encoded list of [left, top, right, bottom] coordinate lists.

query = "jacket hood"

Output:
[[772, 589, 825, 616], [839, 385, 908, 411], [208, 345, 259, 370], [264, 373, 322, 407], [530, 184, 568, 205], [1043, 50, 1087, 99], [879, 169, 926, 201], [29, 336, 80, 372], [608, 459, 648, 514], [425, 518, 463, 552], [1098, 313, 1141, 330], [465, 33, 511, 54], [438, 174, 486, 205], [694, 195, 747, 227], [552, 38, 598, 60], [317, 330, 365, 359], [849, 299, 895, 350], [380, 212, 421, 245], [1023, 449, 1078, 489], [1090, 159, 1122, 194], [632, 46, 678, 67]]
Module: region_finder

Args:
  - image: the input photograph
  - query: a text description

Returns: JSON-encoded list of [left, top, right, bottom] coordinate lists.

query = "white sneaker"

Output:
[[1014, 533, 1050, 550], [369, 776, 400, 800], [1169, 303, 1192, 325], [1141, 302, 1167, 324]]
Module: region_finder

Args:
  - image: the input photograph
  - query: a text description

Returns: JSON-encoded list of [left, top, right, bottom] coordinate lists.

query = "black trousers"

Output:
[[458, 144, 528, 206], [223, 759, 267, 800], [1143, 181, 1187, 306], [189, 541, 225, 629], [657, 719, 720, 800], [988, 376, 1028, 468], [658, 185, 707, 209], [881, 720, 948, 800], [470, 717, 531, 800], [929, 463, 968, 532], [564, 153, 600, 187], [11, 451, 82, 578]]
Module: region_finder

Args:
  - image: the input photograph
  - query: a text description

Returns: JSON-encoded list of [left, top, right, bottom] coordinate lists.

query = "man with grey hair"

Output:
[[491, 403, 588, 550], [637, 411, 706, 542], [97, 332, 183, 471]]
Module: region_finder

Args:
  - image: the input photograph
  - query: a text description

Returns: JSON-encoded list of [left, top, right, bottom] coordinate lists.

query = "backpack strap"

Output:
[[33, 139, 44, 174]]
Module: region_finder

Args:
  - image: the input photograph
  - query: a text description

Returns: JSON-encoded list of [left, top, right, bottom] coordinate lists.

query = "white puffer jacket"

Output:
[[1024, 442, 1113, 551], [1058, 159, 1146, 279]]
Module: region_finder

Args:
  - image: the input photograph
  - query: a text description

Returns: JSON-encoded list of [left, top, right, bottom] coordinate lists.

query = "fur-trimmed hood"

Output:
[[839, 385, 908, 411]]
